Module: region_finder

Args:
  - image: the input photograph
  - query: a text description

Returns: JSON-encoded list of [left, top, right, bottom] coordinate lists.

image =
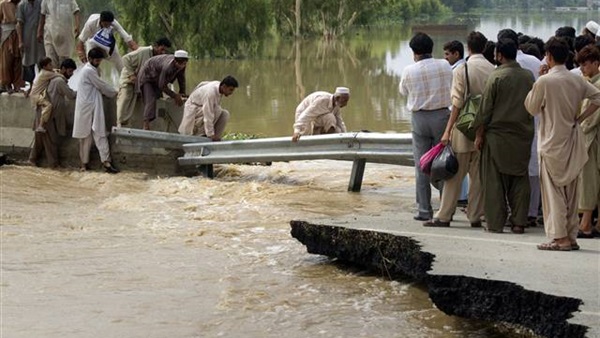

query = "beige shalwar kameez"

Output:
[[293, 91, 347, 136], [435, 54, 494, 223], [116, 45, 153, 126], [525, 65, 600, 241], [178, 81, 229, 138], [578, 73, 600, 211], [1, 0, 23, 90]]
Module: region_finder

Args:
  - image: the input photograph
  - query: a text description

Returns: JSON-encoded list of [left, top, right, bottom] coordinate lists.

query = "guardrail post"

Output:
[[348, 159, 366, 192], [198, 164, 214, 178]]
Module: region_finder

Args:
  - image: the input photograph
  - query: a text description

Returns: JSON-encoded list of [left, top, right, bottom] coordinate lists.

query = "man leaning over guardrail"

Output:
[[178, 76, 239, 141], [291, 87, 350, 142]]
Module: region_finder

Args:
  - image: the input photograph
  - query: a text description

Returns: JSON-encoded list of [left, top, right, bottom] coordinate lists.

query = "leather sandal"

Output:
[[423, 219, 450, 227], [537, 241, 571, 251], [511, 225, 525, 234]]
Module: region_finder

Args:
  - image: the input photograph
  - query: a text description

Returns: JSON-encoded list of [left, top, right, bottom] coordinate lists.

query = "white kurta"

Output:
[[178, 81, 223, 137], [40, 0, 79, 57], [72, 63, 117, 138], [293, 91, 347, 135]]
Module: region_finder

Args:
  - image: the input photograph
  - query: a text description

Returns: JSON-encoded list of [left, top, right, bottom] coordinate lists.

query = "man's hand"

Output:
[[292, 132, 301, 142], [173, 93, 184, 106], [539, 64, 549, 77], [37, 32, 43, 43], [127, 40, 139, 51], [474, 134, 484, 150], [440, 130, 451, 145], [128, 74, 136, 84]]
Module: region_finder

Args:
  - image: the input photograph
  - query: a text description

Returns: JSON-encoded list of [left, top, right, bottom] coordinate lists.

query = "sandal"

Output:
[[571, 242, 580, 251], [537, 241, 571, 251], [511, 225, 525, 234], [577, 230, 594, 239]]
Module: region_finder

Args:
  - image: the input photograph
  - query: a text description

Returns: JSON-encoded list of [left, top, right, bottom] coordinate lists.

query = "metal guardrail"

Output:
[[178, 132, 414, 192], [112, 127, 210, 151]]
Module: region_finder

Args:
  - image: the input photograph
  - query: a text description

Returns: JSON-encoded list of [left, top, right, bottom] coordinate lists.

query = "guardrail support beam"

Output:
[[348, 159, 366, 192], [198, 164, 214, 178]]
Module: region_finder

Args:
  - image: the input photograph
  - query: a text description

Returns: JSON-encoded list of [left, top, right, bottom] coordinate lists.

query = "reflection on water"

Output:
[[2, 162, 524, 337]]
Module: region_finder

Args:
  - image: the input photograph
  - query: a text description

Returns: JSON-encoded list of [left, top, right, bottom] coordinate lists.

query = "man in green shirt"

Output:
[[472, 38, 534, 234], [116, 37, 171, 127]]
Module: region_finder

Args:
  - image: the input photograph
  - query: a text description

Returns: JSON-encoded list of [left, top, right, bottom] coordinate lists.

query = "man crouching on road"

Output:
[[291, 87, 350, 142], [178, 76, 239, 141]]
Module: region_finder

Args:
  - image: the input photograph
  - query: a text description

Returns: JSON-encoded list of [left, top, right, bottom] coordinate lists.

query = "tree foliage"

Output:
[[78, 0, 449, 58]]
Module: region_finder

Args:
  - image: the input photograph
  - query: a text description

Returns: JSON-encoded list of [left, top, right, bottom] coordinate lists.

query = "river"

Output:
[[1, 11, 594, 338]]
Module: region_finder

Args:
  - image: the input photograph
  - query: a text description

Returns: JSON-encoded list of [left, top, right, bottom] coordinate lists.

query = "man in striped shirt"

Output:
[[399, 32, 453, 221]]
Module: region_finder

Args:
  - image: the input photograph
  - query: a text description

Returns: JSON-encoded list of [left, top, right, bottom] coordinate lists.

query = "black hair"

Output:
[[37, 57, 52, 69], [482, 40, 496, 65], [409, 32, 434, 55], [518, 34, 532, 46], [520, 43, 542, 60], [467, 31, 487, 54], [155, 37, 172, 48], [496, 38, 518, 60], [529, 37, 545, 58], [220, 75, 239, 88], [575, 45, 600, 65], [88, 47, 106, 60], [545, 37, 571, 64], [99, 11, 114, 23], [60, 58, 77, 70], [555, 26, 576, 38], [443, 40, 464, 58], [497, 28, 518, 45], [574, 35, 594, 53]]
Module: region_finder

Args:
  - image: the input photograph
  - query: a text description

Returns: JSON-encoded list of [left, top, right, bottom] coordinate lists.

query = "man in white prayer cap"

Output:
[[291, 86, 350, 142], [583, 20, 598, 41]]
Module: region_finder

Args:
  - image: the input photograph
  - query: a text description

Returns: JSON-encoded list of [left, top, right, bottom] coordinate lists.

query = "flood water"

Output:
[[2, 11, 594, 338]]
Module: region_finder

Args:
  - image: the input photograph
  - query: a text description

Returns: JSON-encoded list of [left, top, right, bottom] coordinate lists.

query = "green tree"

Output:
[[112, 0, 273, 58]]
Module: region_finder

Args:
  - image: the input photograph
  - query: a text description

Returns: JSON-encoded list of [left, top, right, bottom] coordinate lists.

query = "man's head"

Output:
[[545, 37, 571, 67], [466, 31, 487, 55], [443, 40, 464, 65], [87, 47, 106, 67], [38, 57, 53, 71], [59, 58, 77, 79], [497, 28, 519, 46], [575, 45, 600, 78], [494, 38, 517, 65], [409, 32, 434, 57], [99, 11, 114, 29], [482, 40, 496, 65], [173, 50, 189, 69], [333, 87, 350, 108], [219, 76, 239, 97], [520, 43, 541, 60], [583, 21, 598, 39], [153, 37, 172, 56]]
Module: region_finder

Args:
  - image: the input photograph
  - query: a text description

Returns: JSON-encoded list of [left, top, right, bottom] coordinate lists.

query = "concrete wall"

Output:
[[0, 93, 188, 175]]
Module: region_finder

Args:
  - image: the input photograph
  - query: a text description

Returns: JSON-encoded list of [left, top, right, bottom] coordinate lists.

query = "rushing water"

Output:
[[1, 11, 594, 337]]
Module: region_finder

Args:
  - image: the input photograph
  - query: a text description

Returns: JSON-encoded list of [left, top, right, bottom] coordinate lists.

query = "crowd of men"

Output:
[[3, 1, 599, 251], [399, 21, 600, 251], [1, 2, 240, 172]]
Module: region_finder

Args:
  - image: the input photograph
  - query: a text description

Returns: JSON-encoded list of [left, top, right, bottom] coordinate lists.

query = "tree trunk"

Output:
[[295, 0, 302, 38]]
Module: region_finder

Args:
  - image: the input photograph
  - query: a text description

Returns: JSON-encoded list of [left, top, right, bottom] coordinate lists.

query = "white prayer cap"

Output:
[[334, 87, 350, 95], [174, 50, 189, 59], [585, 21, 599, 36]]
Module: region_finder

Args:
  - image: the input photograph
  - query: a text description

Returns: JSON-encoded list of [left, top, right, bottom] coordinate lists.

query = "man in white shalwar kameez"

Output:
[[178, 76, 239, 141], [524, 37, 600, 251], [37, 0, 80, 67], [72, 47, 118, 173], [292, 87, 350, 142]]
